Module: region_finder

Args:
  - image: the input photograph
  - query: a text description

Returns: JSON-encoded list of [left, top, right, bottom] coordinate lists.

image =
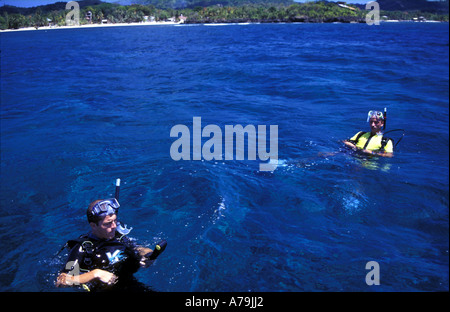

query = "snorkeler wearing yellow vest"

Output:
[[343, 110, 394, 158]]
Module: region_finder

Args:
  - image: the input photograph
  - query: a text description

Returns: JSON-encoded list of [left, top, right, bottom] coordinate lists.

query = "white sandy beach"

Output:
[[1, 21, 181, 32]]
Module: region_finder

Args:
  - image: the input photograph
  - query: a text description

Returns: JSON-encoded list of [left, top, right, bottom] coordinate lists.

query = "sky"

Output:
[[0, 0, 377, 8]]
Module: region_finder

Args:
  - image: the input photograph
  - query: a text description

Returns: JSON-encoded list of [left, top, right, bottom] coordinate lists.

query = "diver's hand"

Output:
[[343, 140, 357, 150], [55, 273, 70, 287], [136, 246, 154, 267], [93, 269, 117, 285], [140, 257, 155, 268]]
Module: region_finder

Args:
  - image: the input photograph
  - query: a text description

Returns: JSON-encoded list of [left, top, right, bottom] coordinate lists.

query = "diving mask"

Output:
[[367, 110, 384, 122], [91, 198, 120, 217]]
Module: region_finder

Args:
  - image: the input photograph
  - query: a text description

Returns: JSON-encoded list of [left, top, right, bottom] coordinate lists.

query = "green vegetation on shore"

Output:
[[0, 0, 448, 30]]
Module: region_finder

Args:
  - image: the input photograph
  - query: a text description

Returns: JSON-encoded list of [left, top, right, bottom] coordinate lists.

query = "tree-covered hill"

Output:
[[376, 0, 448, 13], [0, 0, 295, 14], [1, 0, 448, 30], [1, 0, 448, 14], [127, 0, 450, 11], [135, 0, 294, 9], [0, 0, 106, 15]]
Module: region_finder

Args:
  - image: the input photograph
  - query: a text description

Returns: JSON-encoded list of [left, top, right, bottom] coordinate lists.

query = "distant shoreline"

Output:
[[0, 21, 180, 32], [1, 19, 445, 33]]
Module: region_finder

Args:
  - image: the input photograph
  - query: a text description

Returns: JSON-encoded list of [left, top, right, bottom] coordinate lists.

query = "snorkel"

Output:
[[383, 107, 387, 130], [113, 178, 167, 260], [113, 178, 133, 235], [113, 178, 167, 259], [115, 178, 121, 201]]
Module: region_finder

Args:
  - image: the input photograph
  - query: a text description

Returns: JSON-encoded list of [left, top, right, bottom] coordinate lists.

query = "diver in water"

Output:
[[343, 110, 394, 158], [55, 198, 155, 292]]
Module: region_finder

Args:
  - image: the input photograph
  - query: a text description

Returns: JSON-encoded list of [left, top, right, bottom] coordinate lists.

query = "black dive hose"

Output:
[[383, 108, 405, 148], [384, 129, 406, 148]]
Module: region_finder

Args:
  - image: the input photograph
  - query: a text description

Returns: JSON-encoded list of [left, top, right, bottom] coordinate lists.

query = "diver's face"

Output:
[[91, 214, 117, 240], [369, 117, 384, 134]]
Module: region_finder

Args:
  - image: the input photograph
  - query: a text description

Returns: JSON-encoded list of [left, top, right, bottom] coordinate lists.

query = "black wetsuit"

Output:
[[61, 232, 151, 292]]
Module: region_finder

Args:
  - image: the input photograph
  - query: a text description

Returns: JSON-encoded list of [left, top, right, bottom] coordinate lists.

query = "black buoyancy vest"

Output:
[[65, 234, 140, 275]]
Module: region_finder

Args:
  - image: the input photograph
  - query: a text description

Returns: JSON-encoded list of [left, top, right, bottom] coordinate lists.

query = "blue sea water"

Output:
[[0, 22, 448, 292]]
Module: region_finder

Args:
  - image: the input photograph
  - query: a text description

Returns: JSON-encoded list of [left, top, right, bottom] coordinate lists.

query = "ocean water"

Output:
[[0, 23, 448, 292]]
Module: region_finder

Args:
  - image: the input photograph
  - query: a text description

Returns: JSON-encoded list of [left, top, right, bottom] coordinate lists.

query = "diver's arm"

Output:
[[362, 149, 393, 158], [56, 269, 116, 287], [136, 246, 152, 256], [343, 140, 357, 150], [344, 139, 393, 157]]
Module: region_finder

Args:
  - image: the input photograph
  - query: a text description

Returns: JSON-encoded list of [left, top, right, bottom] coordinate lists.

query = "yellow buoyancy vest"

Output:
[[350, 131, 393, 153]]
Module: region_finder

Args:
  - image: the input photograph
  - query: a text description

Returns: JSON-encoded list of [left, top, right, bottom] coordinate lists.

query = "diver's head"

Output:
[[367, 110, 385, 134], [87, 198, 120, 240]]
